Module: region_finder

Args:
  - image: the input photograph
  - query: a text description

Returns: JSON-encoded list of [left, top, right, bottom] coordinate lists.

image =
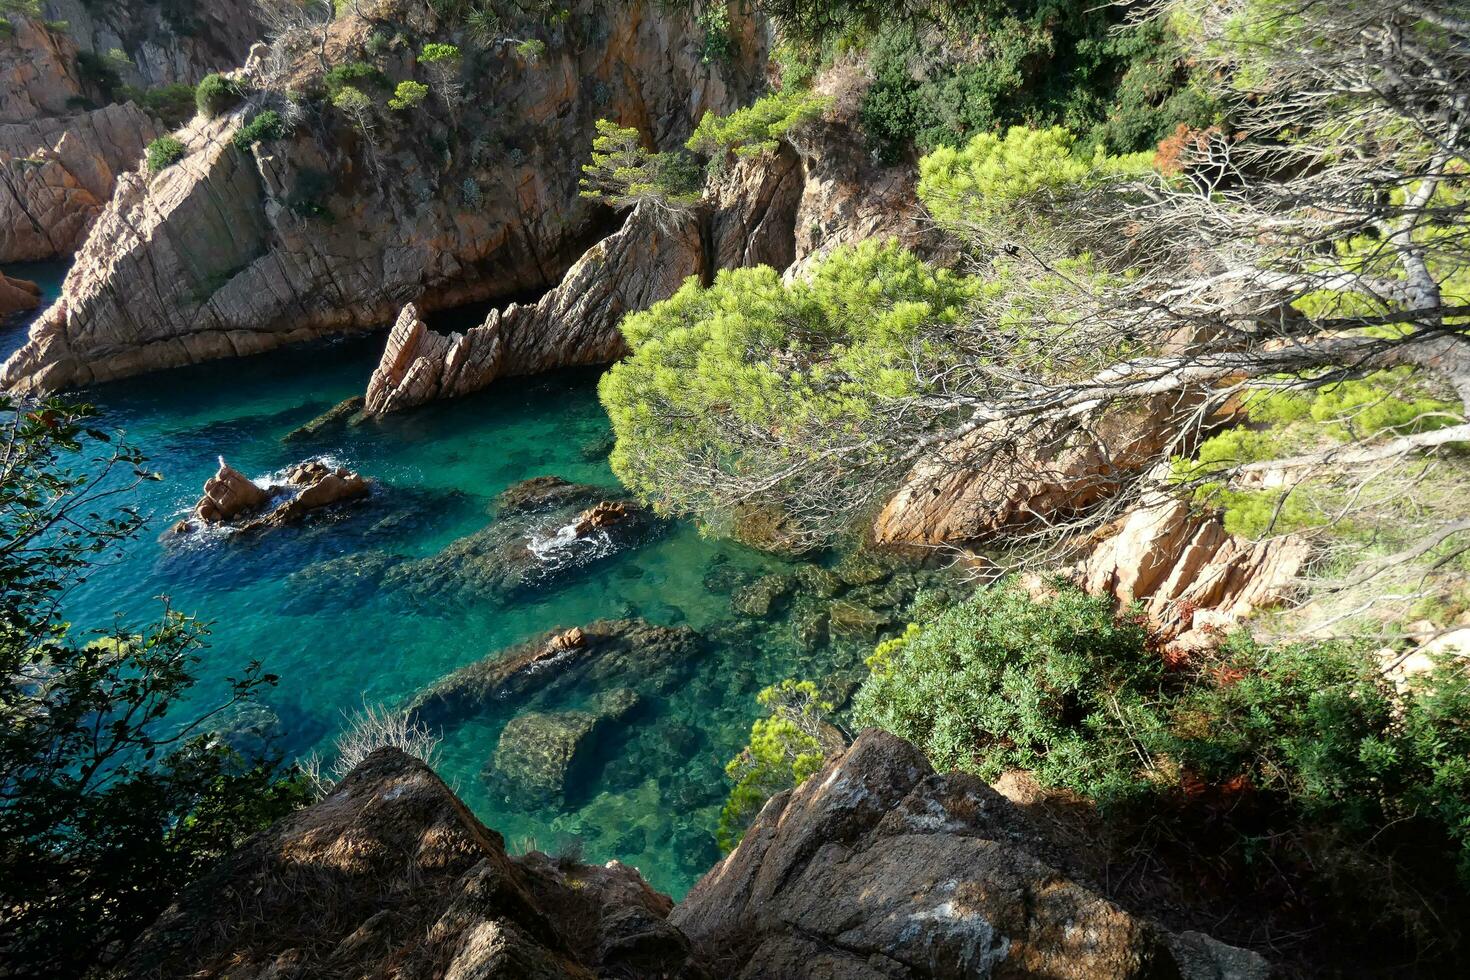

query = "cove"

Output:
[[2, 270, 955, 897]]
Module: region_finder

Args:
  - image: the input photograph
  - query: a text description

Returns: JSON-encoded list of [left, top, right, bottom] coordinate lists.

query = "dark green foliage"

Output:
[[233, 109, 288, 151], [854, 578, 1470, 963], [75, 49, 124, 99], [323, 60, 386, 98], [849, 2, 1215, 161], [195, 72, 240, 118], [0, 398, 308, 976], [855, 579, 1160, 803], [145, 135, 187, 174], [131, 82, 197, 127], [287, 167, 335, 219]]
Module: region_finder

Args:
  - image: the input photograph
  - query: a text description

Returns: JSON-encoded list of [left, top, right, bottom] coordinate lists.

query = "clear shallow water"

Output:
[[2, 266, 937, 895]]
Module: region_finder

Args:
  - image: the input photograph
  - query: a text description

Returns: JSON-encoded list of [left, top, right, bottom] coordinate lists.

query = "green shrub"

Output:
[[323, 60, 385, 98], [145, 135, 187, 175], [387, 79, 429, 111], [697, 0, 733, 64], [233, 109, 288, 150], [578, 119, 704, 211], [857, 2, 1214, 162], [0, 397, 308, 975], [195, 72, 239, 117], [419, 41, 461, 65], [854, 578, 1470, 882], [717, 680, 833, 851]]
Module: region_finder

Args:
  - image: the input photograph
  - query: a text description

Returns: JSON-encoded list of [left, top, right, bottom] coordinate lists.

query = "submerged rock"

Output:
[[280, 396, 365, 444], [385, 481, 661, 604], [792, 563, 845, 599], [279, 549, 403, 615], [408, 619, 701, 730], [730, 573, 795, 618], [489, 688, 641, 809], [827, 599, 889, 640]]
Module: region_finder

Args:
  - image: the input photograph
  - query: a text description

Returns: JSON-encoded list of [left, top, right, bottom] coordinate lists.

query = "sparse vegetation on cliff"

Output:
[[145, 134, 187, 174]]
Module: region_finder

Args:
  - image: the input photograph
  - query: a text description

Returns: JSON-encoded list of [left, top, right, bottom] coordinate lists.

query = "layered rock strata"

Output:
[[363, 207, 705, 414], [3, 0, 766, 392], [1075, 493, 1311, 655], [0, 271, 39, 316]]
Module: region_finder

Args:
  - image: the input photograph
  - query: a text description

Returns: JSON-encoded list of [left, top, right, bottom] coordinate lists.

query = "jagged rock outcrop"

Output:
[[119, 736, 1267, 979], [0, 271, 39, 316], [363, 206, 705, 414], [0, 101, 162, 261], [120, 747, 703, 979], [673, 729, 1268, 980], [3, 0, 766, 392], [0, 18, 167, 262], [873, 404, 1185, 548], [175, 456, 370, 534], [1075, 494, 1312, 654]]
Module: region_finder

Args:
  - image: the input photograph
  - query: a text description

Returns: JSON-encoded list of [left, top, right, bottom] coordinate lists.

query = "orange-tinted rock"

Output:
[[0, 273, 40, 316], [192, 457, 268, 524]]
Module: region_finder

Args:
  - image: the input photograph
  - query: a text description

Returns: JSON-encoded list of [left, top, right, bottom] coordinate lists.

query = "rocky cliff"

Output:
[[0, 18, 166, 262], [2, 0, 768, 392], [121, 733, 1266, 979], [40, 0, 264, 89]]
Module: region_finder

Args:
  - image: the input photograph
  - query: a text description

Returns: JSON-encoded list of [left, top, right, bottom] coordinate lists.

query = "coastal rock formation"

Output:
[[177, 456, 370, 534], [0, 101, 162, 261], [3, 0, 766, 392], [1076, 494, 1312, 654], [0, 272, 40, 316], [0, 17, 166, 263], [673, 729, 1268, 980], [408, 618, 701, 730], [384, 479, 662, 603], [363, 206, 704, 414], [873, 404, 1186, 548], [191, 457, 269, 524], [120, 747, 702, 979], [119, 736, 1266, 979]]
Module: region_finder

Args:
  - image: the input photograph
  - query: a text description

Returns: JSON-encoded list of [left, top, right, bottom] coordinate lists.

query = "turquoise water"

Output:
[[1, 266, 955, 895]]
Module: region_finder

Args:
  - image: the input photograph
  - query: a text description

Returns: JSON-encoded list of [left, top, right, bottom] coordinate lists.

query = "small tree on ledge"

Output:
[[578, 119, 704, 225]]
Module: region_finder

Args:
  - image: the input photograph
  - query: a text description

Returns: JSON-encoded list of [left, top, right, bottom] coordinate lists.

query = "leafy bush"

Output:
[[323, 59, 385, 98], [419, 41, 461, 65], [856, 2, 1214, 162], [717, 680, 833, 851], [387, 79, 429, 111], [145, 135, 187, 174], [232, 109, 288, 150], [854, 577, 1470, 884], [125, 81, 196, 127], [697, 0, 734, 64], [0, 397, 307, 975], [686, 89, 830, 158], [195, 72, 239, 117]]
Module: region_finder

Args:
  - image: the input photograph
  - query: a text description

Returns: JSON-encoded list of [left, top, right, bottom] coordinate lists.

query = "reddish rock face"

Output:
[[2, 0, 769, 394], [181, 457, 370, 533], [192, 458, 269, 524], [0, 273, 40, 317]]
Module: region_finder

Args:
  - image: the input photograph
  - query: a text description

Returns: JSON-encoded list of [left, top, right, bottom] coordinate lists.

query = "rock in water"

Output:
[[489, 688, 641, 809], [384, 481, 662, 604], [0, 273, 40, 317], [407, 619, 700, 730], [280, 396, 365, 443], [192, 457, 269, 524], [175, 457, 370, 535]]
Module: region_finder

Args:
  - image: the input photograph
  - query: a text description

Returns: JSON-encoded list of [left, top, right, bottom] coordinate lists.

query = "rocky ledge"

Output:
[[118, 732, 1266, 979]]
